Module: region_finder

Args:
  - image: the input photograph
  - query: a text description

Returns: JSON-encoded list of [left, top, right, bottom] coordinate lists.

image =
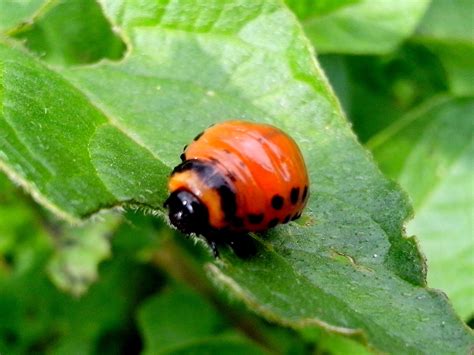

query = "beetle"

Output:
[[165, 120, 309, 256]]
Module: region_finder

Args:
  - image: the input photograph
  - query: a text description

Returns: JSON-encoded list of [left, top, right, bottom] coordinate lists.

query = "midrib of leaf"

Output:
[[369, 95, 473, 212], [366, 95, 450, 150]]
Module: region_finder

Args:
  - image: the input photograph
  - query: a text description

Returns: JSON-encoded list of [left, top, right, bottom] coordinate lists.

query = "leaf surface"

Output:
[[370, 96, 474, 320], [414, 0, 474, 96], [0, 1, 472, 353], [0, 0, 51, 33], [137, 284, 265, 355], [286, 0, 430, 54], [47, 213, 122, 296], [13, 0, 125, 65]]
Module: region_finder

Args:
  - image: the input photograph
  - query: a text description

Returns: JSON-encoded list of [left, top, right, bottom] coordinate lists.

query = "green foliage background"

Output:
[[0, 0, 472, 354]]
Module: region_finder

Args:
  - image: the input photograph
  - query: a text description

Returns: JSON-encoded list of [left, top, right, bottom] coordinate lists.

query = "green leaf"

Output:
[[286, 0, 430, 54], [138, 284, 264, 355], [370, 96, 474, 320], [0, 0, 52, 34], [300, 327, 371, 355], [318, 44, 448, 141], [0, 214, 163, 354], [0, 1, 472, 353], [413, 0, 474, 96], [47, 213, 122, 297], [13, 0, 125, 65]]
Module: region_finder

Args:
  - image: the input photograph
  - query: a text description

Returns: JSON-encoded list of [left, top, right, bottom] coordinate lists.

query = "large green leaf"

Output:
[[286, 0, 430, 54], [0, 0, 472, 353], [370, 96, 474, 320], [413, 0, 474, 96]]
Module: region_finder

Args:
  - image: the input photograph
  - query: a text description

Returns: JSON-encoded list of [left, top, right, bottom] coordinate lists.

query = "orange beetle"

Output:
[[165, 120, 309, 255]]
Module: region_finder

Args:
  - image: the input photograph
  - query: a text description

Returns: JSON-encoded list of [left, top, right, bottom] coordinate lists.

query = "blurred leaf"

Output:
[[370, 96, 474, 320], [138, 285, 223, 352], [138, 284, 265, 354], [286, 0, 430, 54], [163, 336, 266, 355], [14, 0, 125, 65], [414, 0, 474, 96], [47, 213, 122, 296], [300, 327, 370, 355], [319, 45, 448, 141], [0, 224, 163, 354], [0, 0, 52, 34], [0, 0, 472, 353]]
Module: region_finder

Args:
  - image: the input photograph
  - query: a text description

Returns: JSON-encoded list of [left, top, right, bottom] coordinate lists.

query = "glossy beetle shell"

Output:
[[167, 120, 309, 234]]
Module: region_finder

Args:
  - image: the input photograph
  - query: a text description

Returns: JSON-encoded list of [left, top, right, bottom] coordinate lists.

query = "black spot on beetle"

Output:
[[224, 149, 231, 154], [217, 185, 237, 221], [232, 217, 244, 227], [271, 195, 284, 210], [180, 153, 186, 162], [283, 215, 291, 224], [291, 212, 302, 221], [268, 218, 279, 228], [290, 187, 299, 205], [248, 213, 264, 224], [302, 185, 308, 202], [193, 131, 204, 141], [227, 173, 237, 182]]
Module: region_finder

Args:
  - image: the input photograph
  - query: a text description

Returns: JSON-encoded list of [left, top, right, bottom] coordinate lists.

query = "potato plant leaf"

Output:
[[286, 0, 430, 54], [370, 96, 474, 320], [413, 0, 474, 96], [0, 0, 472, 353]]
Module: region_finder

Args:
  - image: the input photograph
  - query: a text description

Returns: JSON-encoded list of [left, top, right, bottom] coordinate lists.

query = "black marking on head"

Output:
[[268, 218, 279, 228], [164, 189, 209, 234], [302, 185, 308, 202], [171, 159, 237, 223], [194, 131, 204, 141], [248, 213, 264, 224], [283, 215, 291, 224], [180, 153, 186, 162], [271, 195, 284, 210], [291, 211, 302, 221], [290, 187, 300, 205]]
